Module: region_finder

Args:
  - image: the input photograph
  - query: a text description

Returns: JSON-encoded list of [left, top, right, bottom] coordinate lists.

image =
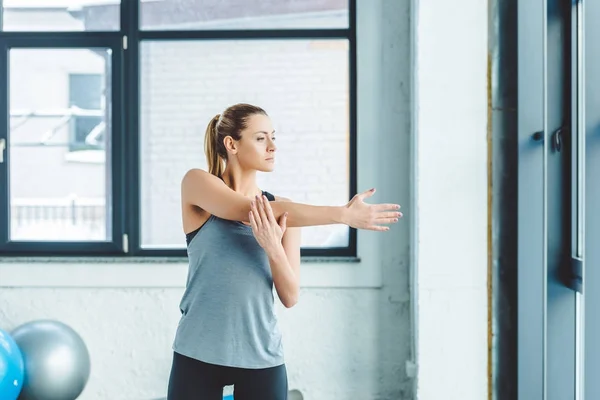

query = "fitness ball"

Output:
[[11, 320, 91, 400]]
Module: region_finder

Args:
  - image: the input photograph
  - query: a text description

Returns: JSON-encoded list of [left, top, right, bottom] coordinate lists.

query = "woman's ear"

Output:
[[223, 136, 238, 155]]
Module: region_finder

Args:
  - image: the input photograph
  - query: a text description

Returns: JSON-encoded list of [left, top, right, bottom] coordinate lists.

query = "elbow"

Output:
[[282, 298, 298, 309], [281, 293, 299, 308]]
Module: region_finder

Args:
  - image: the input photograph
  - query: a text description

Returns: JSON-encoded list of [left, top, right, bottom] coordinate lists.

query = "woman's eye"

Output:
[[257, 137, 265, 141]]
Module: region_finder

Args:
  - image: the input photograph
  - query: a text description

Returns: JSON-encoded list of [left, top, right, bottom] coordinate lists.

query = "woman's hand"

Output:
[[249, 195, 288, 254], [343, 188, 403, 231]]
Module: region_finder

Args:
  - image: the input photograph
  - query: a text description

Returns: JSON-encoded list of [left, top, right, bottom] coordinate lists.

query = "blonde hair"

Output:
[[204, 103, 267, 178]]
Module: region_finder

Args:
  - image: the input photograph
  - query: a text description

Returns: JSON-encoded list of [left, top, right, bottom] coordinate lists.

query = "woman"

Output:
[[167, 103, 402, 399]]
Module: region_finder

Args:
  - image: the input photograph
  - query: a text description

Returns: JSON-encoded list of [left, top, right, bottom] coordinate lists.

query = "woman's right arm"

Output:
[[181, 168, 402, 231]]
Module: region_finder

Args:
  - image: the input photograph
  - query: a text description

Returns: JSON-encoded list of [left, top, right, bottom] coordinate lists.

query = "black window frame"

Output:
[[0, 0, 358, 258]]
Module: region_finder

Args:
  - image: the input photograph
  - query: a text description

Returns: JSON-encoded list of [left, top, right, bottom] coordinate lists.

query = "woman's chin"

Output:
[[259, 162, 276, 172], [260, 167, 275, 173]]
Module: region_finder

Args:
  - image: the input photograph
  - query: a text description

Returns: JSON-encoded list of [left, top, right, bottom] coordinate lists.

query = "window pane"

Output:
[[2, 0, 120, 31], [140, 39, 350, 249], [9, 48, 112, 241], [140, 0, 348, 30]]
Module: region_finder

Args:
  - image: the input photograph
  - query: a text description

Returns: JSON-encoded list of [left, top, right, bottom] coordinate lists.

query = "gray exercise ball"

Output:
[[11, 320, 91, 400]]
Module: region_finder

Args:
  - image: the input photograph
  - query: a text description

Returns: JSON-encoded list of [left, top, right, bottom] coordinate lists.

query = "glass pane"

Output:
[[140, 39, 350, 249], [9, 48, 112, 241], [141, 0, 348, 30], [2, 0, 120, 31]]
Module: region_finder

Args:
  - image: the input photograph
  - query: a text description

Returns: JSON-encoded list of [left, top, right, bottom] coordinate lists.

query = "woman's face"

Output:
[[235, 113, 277, 172]]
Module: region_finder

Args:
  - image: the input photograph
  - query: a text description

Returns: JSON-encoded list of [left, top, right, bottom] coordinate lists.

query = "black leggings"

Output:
[[167, 352, 288, 400]]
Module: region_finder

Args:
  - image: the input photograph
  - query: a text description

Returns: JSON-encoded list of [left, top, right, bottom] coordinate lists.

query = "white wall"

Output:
[[413, 0, 489, 399], [0, 1, 415, 400]]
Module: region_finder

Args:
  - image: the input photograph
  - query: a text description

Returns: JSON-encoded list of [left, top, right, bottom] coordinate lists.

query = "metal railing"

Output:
[[11, 197, 106, 240]]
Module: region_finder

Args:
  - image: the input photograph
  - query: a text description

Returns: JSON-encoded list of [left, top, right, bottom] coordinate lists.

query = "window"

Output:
[[139, 0, 349, 30], [1, 0, 121, 31], [139, 39, 350, 249], [5, 48, 114, 247], [0, 0, 356, 257], [514, 0, 600, 396], [68, 73, 105, 152]]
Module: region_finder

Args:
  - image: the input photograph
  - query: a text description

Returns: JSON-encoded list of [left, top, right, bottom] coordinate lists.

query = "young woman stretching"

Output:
[[167, 103, 402, 400]]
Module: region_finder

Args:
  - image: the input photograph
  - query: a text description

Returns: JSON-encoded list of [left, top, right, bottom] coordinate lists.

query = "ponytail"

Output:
[[204, 114, 225, 178]]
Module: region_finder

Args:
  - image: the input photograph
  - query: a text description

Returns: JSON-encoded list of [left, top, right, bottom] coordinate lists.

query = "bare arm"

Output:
[[182, 168, 402, 230], [268, 245, 299, 308], [271, 197, 301, 308], [249, 196, 301, 308]]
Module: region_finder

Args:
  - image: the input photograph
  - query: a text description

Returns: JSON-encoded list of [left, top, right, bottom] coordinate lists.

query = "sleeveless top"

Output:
[[172, 191, 284, 369]]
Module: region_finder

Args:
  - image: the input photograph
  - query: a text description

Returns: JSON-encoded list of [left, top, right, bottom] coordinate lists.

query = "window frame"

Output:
[[0, 35, 125, 256], [0, 0, 358, 258]]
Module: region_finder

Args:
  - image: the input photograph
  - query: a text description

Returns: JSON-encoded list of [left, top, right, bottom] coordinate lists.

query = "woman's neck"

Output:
[[221, 167, 262, 199]]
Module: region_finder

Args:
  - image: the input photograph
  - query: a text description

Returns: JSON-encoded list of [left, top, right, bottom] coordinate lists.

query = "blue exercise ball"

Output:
[[0, 328, 25, 400], [11, 320, 90, 400]]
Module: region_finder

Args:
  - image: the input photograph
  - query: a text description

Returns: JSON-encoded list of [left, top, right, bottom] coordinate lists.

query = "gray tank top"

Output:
[[172, 191, 284, 369]]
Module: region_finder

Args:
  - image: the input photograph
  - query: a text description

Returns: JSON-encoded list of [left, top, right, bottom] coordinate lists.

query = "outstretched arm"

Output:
[[182, 168, 402, 230]]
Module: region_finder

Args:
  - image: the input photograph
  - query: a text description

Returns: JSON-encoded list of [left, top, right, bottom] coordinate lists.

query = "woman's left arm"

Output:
[[250, 195, 301, 308], [273, 196, 301, 306]]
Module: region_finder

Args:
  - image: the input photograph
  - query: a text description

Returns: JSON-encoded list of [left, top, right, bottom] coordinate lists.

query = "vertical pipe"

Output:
[[488, 0, 518, 398]]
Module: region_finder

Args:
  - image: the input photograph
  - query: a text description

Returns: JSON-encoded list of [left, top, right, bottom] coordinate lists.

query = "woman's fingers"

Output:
[[367, 225, 390, 232], [251, 199, 262, 227], [374, 203, 402, 211], [256, 195, 269, 226], [370, 208, 402, 230], [249, 209, 258, 232], [375, 217, 400, 224], [262, 195, 277, 225], [375, 211, 403, 220]]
